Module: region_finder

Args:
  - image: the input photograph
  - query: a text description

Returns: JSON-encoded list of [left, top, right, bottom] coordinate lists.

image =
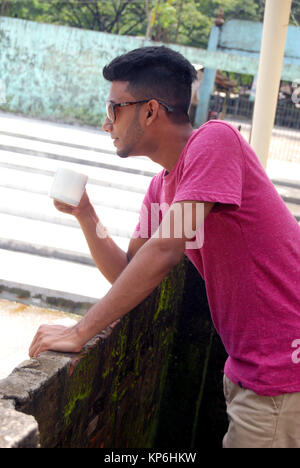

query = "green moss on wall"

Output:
[[64, 347, 100, 427], [84, 259, 188, 448]]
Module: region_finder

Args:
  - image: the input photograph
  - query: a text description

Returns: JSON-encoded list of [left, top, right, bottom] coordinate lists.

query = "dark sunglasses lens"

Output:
[[106, 102, 115, 122]]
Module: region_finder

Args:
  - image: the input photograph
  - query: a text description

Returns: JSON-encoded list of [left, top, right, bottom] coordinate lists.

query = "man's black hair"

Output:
[[103, 46, 197, 124]]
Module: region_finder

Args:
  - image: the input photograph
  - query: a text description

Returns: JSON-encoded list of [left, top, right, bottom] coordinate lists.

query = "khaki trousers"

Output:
[[223, 375, 300, 448]]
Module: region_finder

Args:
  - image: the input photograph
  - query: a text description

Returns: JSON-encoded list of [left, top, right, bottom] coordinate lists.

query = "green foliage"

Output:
[[0, 0, 299, 48], [175, 1, 212, 47], [197, 0, 260, 21]]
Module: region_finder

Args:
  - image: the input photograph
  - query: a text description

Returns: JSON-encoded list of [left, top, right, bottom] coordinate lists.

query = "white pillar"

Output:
[[250, 0, 292, 169]]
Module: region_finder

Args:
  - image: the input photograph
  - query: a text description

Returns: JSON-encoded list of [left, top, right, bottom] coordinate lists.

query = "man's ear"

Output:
[[145, 100, 159, 125]]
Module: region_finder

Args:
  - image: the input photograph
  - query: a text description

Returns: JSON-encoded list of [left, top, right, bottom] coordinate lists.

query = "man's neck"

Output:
[[148, 123, 194, 173]]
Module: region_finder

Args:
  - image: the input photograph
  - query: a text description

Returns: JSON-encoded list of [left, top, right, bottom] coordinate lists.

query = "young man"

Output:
[[29, 46, 300, 448]]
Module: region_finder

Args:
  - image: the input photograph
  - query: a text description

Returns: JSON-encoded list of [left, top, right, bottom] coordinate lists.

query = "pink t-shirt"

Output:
[[134, 120, 300, 396]]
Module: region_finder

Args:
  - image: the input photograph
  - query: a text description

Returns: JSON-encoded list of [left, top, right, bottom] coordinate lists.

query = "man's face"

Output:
[[102, 81, 146, 158]]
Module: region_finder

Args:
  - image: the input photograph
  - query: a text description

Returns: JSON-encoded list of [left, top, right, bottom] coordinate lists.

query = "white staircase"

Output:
[[0, 112, 160, 302], [0, 112, 299, 304]]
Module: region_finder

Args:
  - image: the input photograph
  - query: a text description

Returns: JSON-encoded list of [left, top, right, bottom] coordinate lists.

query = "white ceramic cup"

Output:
[[49, 168, 88, 207]]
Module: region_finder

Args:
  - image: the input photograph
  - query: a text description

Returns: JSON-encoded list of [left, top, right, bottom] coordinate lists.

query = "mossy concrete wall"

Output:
[[0, 257, 228, 448]]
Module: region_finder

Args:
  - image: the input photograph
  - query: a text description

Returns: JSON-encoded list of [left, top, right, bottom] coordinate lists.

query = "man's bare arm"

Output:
[[29, 201, 213, 357], [54, 190, 147, 283]]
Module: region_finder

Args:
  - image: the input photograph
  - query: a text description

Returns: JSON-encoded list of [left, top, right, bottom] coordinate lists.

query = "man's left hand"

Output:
[[29, 324, 83, 358]]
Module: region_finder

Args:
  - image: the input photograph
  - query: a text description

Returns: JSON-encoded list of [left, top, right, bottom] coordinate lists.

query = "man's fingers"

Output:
[[29, 325, 67, 358], [29, 328, 46, 357], [28, 324, 83, 358], [53, 200, 73, 213], [29, 336, 45, 358]]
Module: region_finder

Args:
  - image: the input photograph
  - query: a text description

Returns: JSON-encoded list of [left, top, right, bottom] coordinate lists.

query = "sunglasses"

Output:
[[105, 99, 174, 123]]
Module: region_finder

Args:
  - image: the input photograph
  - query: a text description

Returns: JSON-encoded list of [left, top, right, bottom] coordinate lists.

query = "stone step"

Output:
[[0, 113, 161, 175], [0, 136, 157, 178], [267, 159, 300, 186], [285, 202, 300, 221], [272, 180, 300, 220], [0, 113, 150, 299], [273, 182, 300, 205], [0, 212, 128, 255], [0, 165, 144, 213], [272, 178, 300, 190], [0, 248, 111, 299], [0, 111, 114, 149], [0, 185, 139, 238], [0, 147, 152, 193]]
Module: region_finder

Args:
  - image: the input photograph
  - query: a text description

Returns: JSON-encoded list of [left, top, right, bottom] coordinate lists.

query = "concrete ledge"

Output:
[[0, 399, 39, 448], [0, 352, 72, 405], [0, 259, 228, 448]]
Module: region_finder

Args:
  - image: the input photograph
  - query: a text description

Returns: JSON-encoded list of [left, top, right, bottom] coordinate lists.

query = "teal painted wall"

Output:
[[1, 17, 300, 126], [0, 17, 145, 125], [219, 18, 300, 61]]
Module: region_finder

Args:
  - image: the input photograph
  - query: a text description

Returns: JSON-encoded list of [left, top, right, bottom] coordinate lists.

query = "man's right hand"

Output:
[[53, 187, 130, 284], [53, 189, 91, 219]]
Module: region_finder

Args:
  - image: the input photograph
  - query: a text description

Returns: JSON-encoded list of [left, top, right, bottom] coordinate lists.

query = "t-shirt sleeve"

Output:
[[173, 122, 245, 211]]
